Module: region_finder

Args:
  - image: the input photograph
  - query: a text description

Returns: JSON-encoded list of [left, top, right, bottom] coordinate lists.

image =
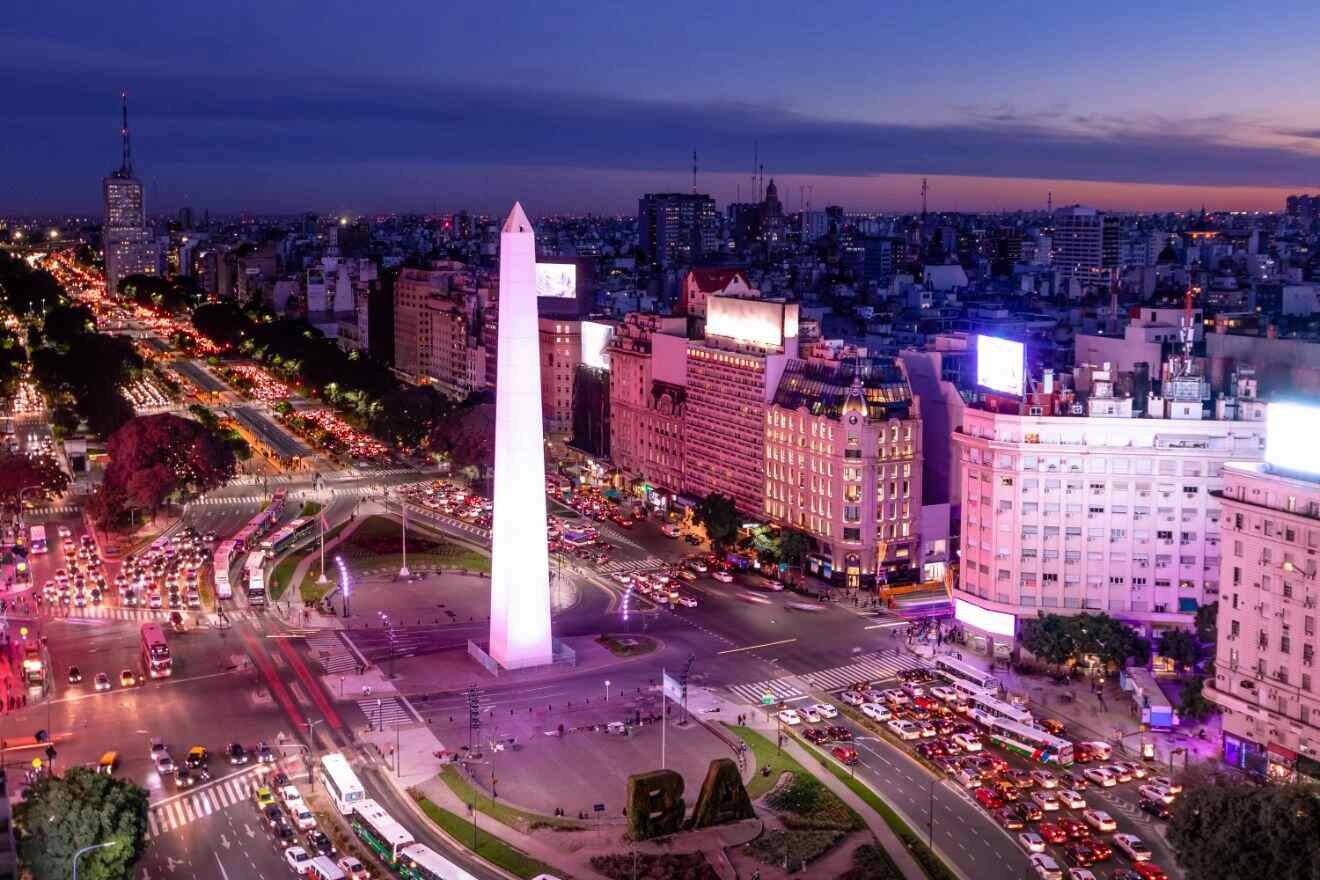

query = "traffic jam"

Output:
[[783, 657, 1178, 880]]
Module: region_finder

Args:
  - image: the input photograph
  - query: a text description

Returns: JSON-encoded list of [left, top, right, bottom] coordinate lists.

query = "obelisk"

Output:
[[488, 202, 554, 669]]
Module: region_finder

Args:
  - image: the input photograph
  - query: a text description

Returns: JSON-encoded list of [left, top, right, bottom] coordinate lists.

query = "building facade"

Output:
[[638, 193, 719, 269], [1052, 205, 1105, 283], [539, 318, 581, 437], [607, 313, 688, 496]]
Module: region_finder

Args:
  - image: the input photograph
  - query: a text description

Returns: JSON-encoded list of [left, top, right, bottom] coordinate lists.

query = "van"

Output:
[[306, 857, 346, 880], [1082, 741, 1112, 761]]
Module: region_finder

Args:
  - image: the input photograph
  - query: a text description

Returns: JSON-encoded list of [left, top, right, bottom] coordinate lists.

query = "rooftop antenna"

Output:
[[752, 141, 758, 204], [691, 150, 698, 194], [120, 90, 132, 176], [921, 177, 928, 220], [1047, 191, 1053, 214]]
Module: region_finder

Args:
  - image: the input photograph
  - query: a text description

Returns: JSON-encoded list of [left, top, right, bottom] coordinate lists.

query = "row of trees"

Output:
[[1167, 780, 1320, 880], [691, 491, 810, 564], [0, 250, 66, 316], [1019, 611, 1153, 671], [117, 273, 203, 315], [29, 304, 143, 439]]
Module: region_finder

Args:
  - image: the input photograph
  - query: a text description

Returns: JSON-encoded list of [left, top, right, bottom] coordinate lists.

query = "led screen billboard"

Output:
[[977, 335, 1025, 397], [1266, 401, 1320, 478], [705, 296, 797, 348], [535, 263, 576, 299], [580, 321, 612, 371], [955, 598, 1017, 638]]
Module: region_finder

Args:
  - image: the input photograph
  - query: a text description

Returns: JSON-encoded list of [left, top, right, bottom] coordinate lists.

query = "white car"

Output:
[[289, 801, 316, 830], [1149, 775, 1182, 794], [1115, 760, 1147, 779], [337, 856, 371, 880], [1113, 833, 1152, 862], [886, 719, 920, 741], [777, 709, 802, 726], [1030, 854, 1064, 880], [812, 703, 838, 719], [799, 706, 821, 724], [711, 571, 734, 583], [880, 688, 909, 706], [1082, 767, 1115, 787], [862, 702, 891, 722], [1082, 809, 1116, 832], [930, 685, 958, 702], [1066, 870, 1098, 880], [1101, 763, 1132, 783], [840, 691, 866, 707], [1138, 784, 1176, 805], [676, 595, 698, 607], [611, 573, 631, 585], [57, 525, 72, 538], [1030, 790, 1060, 811], [1018, 831, 1046, 853], [284, 847, 312, 873], [1057, 789, 1086, 809], [952, 732, 982, 752], [278, 785, 302, 805], [1029, 769, 1059, 789]]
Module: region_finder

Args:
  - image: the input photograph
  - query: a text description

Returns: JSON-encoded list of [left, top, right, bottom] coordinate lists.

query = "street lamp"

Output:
[[335, 555, 351, 618], [605, 680, 611, 701], [397, 488, 410, 578], [72, 841, 117, 880]]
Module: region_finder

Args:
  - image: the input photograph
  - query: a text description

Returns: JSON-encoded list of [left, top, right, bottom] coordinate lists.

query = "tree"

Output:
[[14, 766, 147, 880], [1177, 674, 1218, 722], [436, 403, 495, 481], [191, 302, 251, 350], [1021, 613, 1076, 668], [694, 493, 740, 551], [370, 386, 453, 448], [1195, 601, 1219, 644], [0, 450, 69, 512], [42, 304, 96, 348], [778, 529, 810, 566], [81, 390, 136, 440], [102, 414, 236, 519], [1157, 628, 1201, 673], [1167, 783, 1320, 880]]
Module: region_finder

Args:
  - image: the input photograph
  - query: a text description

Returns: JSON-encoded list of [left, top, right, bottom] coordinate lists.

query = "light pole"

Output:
[[316, 512, 328, 585], [72, 841, 116, 880], [335, 555, 351, 618], [397, 489, 410, 578], [605, 679, 611, 702]]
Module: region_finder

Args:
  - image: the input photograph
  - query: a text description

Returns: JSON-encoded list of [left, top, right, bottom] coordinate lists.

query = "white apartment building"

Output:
[[953, 406, 1266, 657]]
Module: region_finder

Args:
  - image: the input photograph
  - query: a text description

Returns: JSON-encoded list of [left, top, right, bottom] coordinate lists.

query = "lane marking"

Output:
[[718, 638, 798, 655]]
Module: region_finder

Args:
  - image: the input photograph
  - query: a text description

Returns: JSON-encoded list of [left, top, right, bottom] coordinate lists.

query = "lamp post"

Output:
[[72, 841, 116, 880], [335, 555, 351, 618], [316, 513, 328, 585], [397, 489, 410, 578]]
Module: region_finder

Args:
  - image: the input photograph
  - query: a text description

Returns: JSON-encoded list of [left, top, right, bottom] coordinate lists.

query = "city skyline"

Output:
[[3, 0, 1320, 215]]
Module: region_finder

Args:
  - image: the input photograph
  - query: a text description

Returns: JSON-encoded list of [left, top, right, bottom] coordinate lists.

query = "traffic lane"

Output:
[[146, 783, 291, 880]]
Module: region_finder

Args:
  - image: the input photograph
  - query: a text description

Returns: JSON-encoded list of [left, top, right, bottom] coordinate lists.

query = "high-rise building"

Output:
[[608, 313, 689, 498], [539, 317, 581, 437], [102, 92, 158, 296], [1051, 205, 1106, 283], [637, 193, 718, 269]]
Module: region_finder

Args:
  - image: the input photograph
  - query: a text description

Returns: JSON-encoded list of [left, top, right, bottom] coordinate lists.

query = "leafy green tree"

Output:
[[191, 302, 251, 349], [1167, 783, 1320, 880], [49, 400, 80, 436], [1157, 628, 1202, 672], [0, 250, 65, 315], [1177, 674, 1218, 722], [81, 390, 136, 440], [778, 529, 810, 565], [0, 327, 28, 399], [14, 766, 147, 880], [1195, 601, 1218, 644], [1021, 613, 1076, 668], [42, 304, 96, 348], [694, 493, 740, 551], [0, 450, 69, 512]]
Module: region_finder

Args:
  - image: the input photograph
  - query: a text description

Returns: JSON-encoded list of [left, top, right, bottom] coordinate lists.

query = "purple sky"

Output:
[[3, 0, 1319, 215]]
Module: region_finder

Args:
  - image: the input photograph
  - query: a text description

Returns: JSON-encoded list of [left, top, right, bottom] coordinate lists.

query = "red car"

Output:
[[1037, 822, 1068, 844], [1130, 863, 1168, 880], [1065, 844, 1096, 867], [994, 807, 1023, 830], [975, 787, 1004, 809], [1057, 817, 1090, 840], [831, 746, 859, 766], [827, 726, 853, 741], [1083, 839, 1113, 861]]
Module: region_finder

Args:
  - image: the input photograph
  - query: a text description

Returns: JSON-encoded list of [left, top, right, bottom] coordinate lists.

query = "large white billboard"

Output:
[[580, 321, 612, 371], [977, 335, 1025, 397], [1266, 401, 1320, 477], [535, 263, 576, 299], [706, 296, 798, 348], [955, 598, 1017, 638]]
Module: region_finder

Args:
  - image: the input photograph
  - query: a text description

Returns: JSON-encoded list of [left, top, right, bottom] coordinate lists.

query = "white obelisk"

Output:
[[488, 202, 554, 669]]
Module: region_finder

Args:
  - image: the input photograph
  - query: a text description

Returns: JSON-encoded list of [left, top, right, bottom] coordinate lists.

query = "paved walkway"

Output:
[[267, 515, 370, 628]]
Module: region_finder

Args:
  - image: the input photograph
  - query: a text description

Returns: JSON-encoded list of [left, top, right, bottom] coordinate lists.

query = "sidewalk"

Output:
[[268, 514, 369, 629]]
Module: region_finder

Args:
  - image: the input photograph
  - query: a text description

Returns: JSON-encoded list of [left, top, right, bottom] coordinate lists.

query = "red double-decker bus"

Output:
[[141, 622, 172, 678]]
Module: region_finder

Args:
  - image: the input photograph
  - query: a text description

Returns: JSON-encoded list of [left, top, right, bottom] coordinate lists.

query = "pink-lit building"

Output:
[[607, 313, 689, 497], [538, 317, 580, 438], [683, 295, 799, 514], [679, 268, 754, 318]]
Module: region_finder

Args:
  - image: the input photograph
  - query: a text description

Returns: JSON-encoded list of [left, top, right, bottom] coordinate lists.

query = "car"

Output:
[[67, 666, 82, 684], [1082, 767, 1115, 787], [917, 721, 938, 738], [1014, 800, 1044, 822], [676, 594, 698, 607], [862, 703, 892, 722], [1113, 833, 1152, 862], [119, 669, 136, 688], [228, 743, 249, 765], [1138, 799, 1171, 821], [1057, 788, 1086, 809], [994, 780, 1023, 803], [1065, 844, 1096, 868], [840, 690, 866, 707], [975, 787, 1004, 809], [930, 685, 958, 702], [995, 806, 1024, 829], [284, 846, 312, 873], [826, 725, 852, 742], [1066, 870, 1098, 880], [337, 857, 371, 880], [831, 746, 859, 765], [255, 786, 276, 809], [1137, 784, 1175, 804], [955, 766, 983, 789], [1032, 790, 1061, 811], [1082, 839, 1111, 861], [1081, 809, 1116, 832], [802, 727, 829, 745], [257, 741, 276, 763], [1005, 769, 1036, 789], [94, 672, 111, 691], [186, 746, 209, 768], [951, 732, 982, 752], [777, 709, 802, 726], [306, 829, 335, 857], [154, 753, 175, 775], [880, 688, 910, 706], [887, 719, 921, 740], [1038, 717, 1066, 735], [1057, 817, 1090, 840], [1102, 763, 1133, 783], [1018, 831, 1047, 853], [711, 571, 733, 583], [150, 737, 167, 759], [175, 767, 195, 789], [1037, 821, 1068, 844], [683, 533, 702, 545], [263, 803, 285, 829], [57, 525, 72, 538], [1128, 863, 1168, 880], [1065, 772, 1089, 790], [1029, 853, 1064, 880], [1030, 769, 1059, 789], [813, 703, 838, 719], [799, 706, 821, 723], [288, 801, 317, 830], [1115, 760, 1147, 779]]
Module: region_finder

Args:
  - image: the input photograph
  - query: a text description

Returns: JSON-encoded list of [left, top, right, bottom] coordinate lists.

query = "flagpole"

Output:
[[661, 668, 667, 770], [316, 513, 328, 584]]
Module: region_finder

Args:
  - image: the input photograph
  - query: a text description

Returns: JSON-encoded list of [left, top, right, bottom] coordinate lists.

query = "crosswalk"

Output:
[[147, 769, 260, 838], [358, 696, 416, 727], [304, 632, 361, 674], [55, 605, 257, 624], [725, 652, 931, 706], [600, 558, 666, 575], [27, 504, 79, 516]]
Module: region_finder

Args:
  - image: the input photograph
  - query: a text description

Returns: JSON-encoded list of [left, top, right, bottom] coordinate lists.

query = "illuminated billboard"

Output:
[[1266, 401, 1320, 477], [955, 598, 1017, 638], [706, 296, 798, 348], [535, 263, 576, 299], [580, 321, 612, 371], [977, 335, 1025, 397]]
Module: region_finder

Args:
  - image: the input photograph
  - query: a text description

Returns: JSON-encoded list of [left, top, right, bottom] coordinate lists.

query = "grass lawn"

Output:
[[339, 516, 490, 574], [268, 521, 352, 602], [300, 500, 323, 517], [437, 767, 584, 832], [728, 723, 804, 800], [594, 635, 658, 658], [411, 792, 563, 880]]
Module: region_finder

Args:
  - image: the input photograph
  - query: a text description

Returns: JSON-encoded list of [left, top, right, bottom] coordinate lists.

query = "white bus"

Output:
[[934, 655, 1001, 692], [949, 678, 992, 702], [350, 799, 414, 864], [319, 753, 368, 815], [244, 551, 267, 606], [983, 716, 1074, 766], [28, 524, 47, 555], [397, 843, 479, 880], [968, 691, 1034, 726], [213, 542, 233, 600]]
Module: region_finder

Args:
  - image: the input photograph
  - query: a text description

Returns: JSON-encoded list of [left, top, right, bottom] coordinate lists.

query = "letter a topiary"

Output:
[[690, 758, 755, 828]]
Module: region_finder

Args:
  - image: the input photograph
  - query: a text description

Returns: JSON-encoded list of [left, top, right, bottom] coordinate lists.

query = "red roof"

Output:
[[685, 268, 746, 294]]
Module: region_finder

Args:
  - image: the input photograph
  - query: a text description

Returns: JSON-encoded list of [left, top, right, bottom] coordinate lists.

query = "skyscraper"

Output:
[[637, 193, 718, 269], [102, 92, 158, 295]]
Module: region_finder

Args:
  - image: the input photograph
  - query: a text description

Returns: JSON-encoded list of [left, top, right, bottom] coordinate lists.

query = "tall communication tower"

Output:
[[691, 151, 698, 194], [921, 178, 928, 220], [119, 90, 133, 177]]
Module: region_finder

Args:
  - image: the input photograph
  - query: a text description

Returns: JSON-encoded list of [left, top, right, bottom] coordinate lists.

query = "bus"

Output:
[[982, 716, 1074, 766], [261, 517, 316, 556], [319, 753, 368, 815], [934, 655, 1001, 693], [140, 622, 172, 678], [28, 525, 47, 555], [948, 678, 993, 702], [350, 800, 414, 863], [213, 542, 233, 600], [21, 645, 44, 686], [968, 691, 1034, 726], [244, 552, 266, 606], [397, 843, 478, 880]]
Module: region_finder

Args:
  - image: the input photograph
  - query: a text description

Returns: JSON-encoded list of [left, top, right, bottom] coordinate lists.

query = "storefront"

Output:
[[1221, 732, 1269, 778], [1266, 742, 1298, 784]]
